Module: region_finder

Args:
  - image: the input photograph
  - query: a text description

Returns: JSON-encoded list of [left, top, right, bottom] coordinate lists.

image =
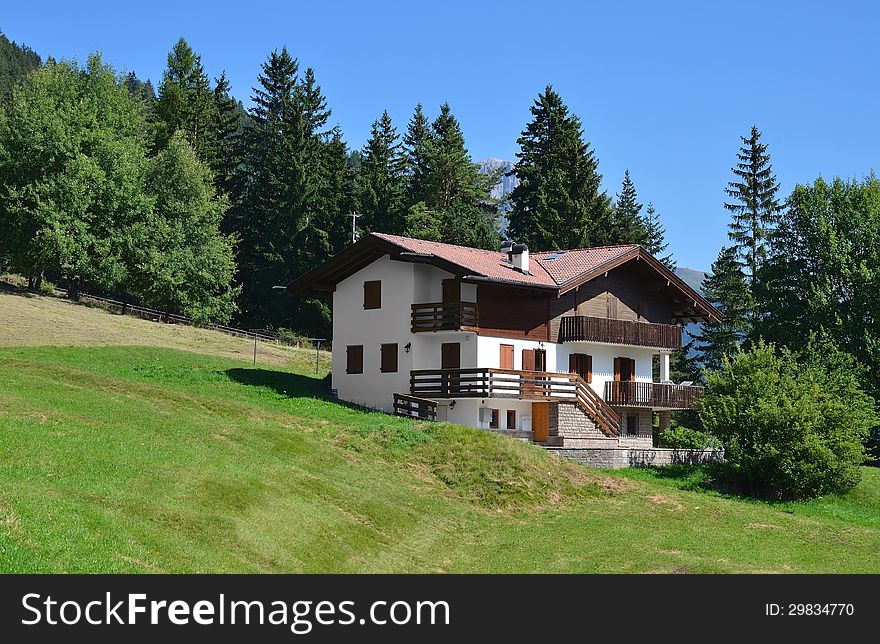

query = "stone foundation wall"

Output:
[[549, 402, 605, 447], [547, 446, 724, 469]]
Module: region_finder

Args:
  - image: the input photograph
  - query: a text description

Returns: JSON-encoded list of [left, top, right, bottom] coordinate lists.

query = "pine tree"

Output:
[[231, 48, 340, 329], [403, 103, 432, 205], [643, 202, 675, 269], [724, 125, 781, 283], [507, 85, 612, 250], [356, 110, 406, 234], [416, 103, 498, 249], [154, 38, 219, 164], [211, 71, 241, 195], [692, 246, 752, 371], [610, 170, 649, 245]]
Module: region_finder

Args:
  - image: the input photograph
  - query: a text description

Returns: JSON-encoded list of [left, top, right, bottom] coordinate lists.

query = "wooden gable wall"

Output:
[[477, 263, 675, 342]]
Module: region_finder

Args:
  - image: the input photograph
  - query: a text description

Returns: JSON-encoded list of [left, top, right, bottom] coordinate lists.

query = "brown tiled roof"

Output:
[[287, 232, 722, 323], [372, 233, 639, 289]]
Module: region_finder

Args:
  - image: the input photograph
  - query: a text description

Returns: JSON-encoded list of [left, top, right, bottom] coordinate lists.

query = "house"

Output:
[[287, 233, 723, 467]]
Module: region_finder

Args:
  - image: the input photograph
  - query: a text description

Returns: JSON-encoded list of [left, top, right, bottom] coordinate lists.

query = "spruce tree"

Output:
[[211, 71, 241, 195], [231, 48, 339, 329], [507, 85, 612, 250], [403, 103, 432, 205], [643, 202, 675, 270], [412, 103, 498, 249], [357, 110, 406, 234], [610, 170, 649, 245], [724, 125, 781, 283], [154, 38, 219, 165], [692, 246, 752, 371]]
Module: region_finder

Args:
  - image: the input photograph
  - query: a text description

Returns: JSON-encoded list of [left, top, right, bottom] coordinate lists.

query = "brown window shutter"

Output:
[[586, 355, 593, 383], [380, 343, 398, 373], [500, 344, 514, 370], [346, 345, 363, 374], [569, 353, 578, 374], [363, 280, 381, 309], [442, 278, 460, 304], [614, 357, 621, 381], [522, 349, 535, 372]]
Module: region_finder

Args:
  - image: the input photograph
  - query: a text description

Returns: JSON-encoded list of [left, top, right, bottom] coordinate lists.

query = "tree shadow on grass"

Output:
[[225, 367, 327, 399]]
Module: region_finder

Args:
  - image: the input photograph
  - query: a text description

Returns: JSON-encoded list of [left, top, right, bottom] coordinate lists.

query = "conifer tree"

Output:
[[610, 170, 649, 245], [231, 48, 340, 328], [154, 38, 219, 164], [357, 110, 406, 234], [412, 103, 498, 249], [692, 246, 752, 371], [724, 125, 781, 283], [507, 85, 611, 250], [403, 103, 432, 205], [643, 202, 675, 270], [211, 71, 241, 195]]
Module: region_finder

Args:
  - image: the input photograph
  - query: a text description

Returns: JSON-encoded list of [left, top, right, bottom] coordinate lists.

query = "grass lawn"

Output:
[[1, 290, 879, 573]]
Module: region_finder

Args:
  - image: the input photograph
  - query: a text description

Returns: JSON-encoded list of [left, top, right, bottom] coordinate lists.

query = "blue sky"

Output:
[[3, 1, 878, 270]]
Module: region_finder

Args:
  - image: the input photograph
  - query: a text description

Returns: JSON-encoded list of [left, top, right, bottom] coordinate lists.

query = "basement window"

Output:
[[506, 410, 517, 430]]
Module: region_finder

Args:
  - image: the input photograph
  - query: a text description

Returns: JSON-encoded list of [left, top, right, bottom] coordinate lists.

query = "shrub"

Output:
[[698, 341, 876, 499], [660, 425, 722, 450]]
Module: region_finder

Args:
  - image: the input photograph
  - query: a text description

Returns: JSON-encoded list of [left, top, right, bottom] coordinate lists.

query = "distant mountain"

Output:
[[479, 158, 519, 201], [674, 267, 709, 356], [674, 267, 707, 295]]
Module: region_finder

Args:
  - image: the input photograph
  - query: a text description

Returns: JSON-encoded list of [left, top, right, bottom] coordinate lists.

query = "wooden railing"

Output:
[[411, 301, 478, 333], [393, 393, 438, 420], [410, 368, 620, 437], [604, 381, 703, 410], [558, 315, 682, 349]]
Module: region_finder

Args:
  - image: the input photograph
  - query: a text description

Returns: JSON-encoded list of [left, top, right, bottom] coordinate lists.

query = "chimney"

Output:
[[510, 243, 529, 274]]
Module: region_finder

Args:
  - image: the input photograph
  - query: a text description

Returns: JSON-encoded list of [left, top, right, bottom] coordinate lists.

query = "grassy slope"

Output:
[[1, 291, 879, 573]]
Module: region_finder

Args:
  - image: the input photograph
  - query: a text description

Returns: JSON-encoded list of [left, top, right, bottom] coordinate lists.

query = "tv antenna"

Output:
[[348, 212, 362, 244]]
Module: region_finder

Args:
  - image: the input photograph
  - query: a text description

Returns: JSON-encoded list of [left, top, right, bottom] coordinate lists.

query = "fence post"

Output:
[[253, 331, 257, 366]]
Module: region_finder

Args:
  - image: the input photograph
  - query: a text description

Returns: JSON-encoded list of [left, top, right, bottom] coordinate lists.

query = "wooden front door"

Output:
[[532, 402, 550, 442], [614, 357, 636, 405], [441, 342, 461, 394]]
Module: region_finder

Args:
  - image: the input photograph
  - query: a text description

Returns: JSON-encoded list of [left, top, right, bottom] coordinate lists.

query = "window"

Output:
[[506, 409, 517, 430], [363, 280, 381, 309], [569, 353, 592, 383], [346, 345, 363, 374], [380, 343, 398, 373], [490, 409, 500, 429], [626, 414, 639, 436], [499, 344, 514, 370]]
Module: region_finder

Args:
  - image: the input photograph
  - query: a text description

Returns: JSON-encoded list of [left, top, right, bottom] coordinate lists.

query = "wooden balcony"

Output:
[[603, 380, 703, 410], [558, 315, 682, 349], [411, 301, 478, 333], [410, 368, 620, 437]]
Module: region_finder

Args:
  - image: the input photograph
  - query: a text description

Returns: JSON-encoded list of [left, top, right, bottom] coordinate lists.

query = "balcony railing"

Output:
[[558, 315, 682, 349], [410, 368, 620, 437], [411, 301, 478, 333], [603, 380, 703, 410]]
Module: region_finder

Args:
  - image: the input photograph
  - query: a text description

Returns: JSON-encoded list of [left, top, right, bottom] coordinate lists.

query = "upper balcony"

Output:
[[411, 301, 478, 333], [558, 315, 682, 350]]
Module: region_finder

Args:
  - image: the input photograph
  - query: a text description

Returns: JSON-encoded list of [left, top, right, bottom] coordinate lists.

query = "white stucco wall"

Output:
[[555, 342, 656, 398], [332, 258, 478, 412]]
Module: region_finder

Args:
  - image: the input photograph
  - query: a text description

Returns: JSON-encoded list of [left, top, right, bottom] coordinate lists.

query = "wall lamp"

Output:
[[449, 400, 456, 409], [404, 342, 412, 353]]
